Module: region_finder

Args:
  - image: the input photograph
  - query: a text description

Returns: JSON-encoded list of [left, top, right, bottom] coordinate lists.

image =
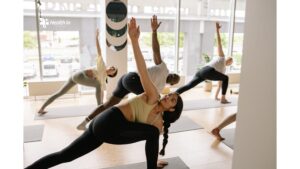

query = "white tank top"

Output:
[[206, 56, 226, 73]]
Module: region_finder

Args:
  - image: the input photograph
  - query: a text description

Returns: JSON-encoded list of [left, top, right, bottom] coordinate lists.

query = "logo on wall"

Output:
[[106, 0, 127, 51], [40, 18, 49, 28], [39, 18, 72, 29]]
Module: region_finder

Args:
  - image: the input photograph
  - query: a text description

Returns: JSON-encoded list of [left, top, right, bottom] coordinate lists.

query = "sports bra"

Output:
[[128, 94, 161, 124]]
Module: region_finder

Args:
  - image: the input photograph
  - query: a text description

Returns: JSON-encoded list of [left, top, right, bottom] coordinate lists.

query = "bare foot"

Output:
[[211, 128, 225, 141], [76, 123, 87, 131], [220, 99, 231, 104], [37, 109, 47, 116], [157, 160, 168, 168]]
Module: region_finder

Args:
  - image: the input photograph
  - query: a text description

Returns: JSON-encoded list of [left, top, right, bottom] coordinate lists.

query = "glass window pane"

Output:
[[24, 31, 39, 82], [23, 0, 102, 94], [179, 0, 245, 78], [128, 0, 178, 73], [39, 31, 80, 80], [231, 0, 246, 72]]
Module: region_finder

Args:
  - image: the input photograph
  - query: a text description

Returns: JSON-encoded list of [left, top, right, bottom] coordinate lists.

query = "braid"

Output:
[[159, 93, 183, 156], [159, 120, 170, 156]]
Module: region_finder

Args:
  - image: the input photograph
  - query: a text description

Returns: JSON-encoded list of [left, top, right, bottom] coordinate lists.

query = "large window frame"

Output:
[[26, 0, 245, 80]]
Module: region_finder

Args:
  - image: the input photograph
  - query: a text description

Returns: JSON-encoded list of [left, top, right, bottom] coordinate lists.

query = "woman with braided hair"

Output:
[[25, 17, 183, 169]]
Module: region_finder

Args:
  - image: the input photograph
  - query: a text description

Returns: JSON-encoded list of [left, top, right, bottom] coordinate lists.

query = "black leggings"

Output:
[[112, 72, 144, 98], [176, 66, 229, 95], [25, 107, 159, 169]]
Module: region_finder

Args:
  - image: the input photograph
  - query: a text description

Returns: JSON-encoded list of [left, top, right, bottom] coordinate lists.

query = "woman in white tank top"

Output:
[[176, 22, 233, 104]]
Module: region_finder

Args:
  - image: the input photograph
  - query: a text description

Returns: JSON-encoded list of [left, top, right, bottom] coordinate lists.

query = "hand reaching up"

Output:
[[151, 15, 162, 32], [128, 17, 140, 41], [216, 22, 221, 30]]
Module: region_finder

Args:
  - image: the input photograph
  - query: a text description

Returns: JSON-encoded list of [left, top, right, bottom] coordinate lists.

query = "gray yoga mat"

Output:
[[220, 128, 235, 149], [34, 105, 96, 120], [102, 157, 189, 169], [169, 116, 203, 133], [24, 125, 44, 143], [183, 97, 238, 111]]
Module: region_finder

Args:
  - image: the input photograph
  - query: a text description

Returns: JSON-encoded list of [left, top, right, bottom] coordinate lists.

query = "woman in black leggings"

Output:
[[77, 15, 180, 131], [176, 22, 233, 103], [25, 18, 183, 169]]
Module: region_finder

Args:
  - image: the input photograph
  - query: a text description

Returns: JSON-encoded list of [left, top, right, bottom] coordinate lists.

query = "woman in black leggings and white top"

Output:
[[25, 18, 183, 169], [176, 22, 233, 103]]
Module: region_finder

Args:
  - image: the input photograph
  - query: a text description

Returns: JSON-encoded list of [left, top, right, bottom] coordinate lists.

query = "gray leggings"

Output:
[[40, 71, 102, 111]]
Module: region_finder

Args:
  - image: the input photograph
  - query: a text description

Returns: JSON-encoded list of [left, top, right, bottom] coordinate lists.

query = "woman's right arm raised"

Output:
[[128, 18, 159, 103]]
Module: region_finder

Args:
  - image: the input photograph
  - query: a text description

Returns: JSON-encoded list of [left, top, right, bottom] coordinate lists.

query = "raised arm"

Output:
[[96, 28, 105, 65], [128, 18, 159, 103], [216, 22, 225, 57], [151, 15, 163, 65]]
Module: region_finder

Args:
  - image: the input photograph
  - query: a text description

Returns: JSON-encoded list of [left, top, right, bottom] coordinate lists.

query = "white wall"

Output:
[[232, 0, 276, 169]]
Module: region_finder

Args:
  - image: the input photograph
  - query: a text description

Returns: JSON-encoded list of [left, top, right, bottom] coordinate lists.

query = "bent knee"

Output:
[[147, 127, 160, 139], [223, 75, 229, 81]]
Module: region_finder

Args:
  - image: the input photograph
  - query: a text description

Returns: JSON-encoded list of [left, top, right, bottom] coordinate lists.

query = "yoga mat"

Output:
[[102, 157, 189, 169], [24, 125, 44, 143], [183, 97, 238, 111], [169, 116, 203, 133], [34, 105, 96, 120], [220, 128, 235, 149]]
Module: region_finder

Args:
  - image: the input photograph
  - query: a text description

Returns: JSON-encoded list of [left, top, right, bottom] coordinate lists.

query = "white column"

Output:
[[232, 0, 276, 168], [104, 0, 128, 98]]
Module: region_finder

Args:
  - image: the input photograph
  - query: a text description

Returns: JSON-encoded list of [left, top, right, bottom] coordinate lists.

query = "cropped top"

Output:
[[128, 94, 160, 124]]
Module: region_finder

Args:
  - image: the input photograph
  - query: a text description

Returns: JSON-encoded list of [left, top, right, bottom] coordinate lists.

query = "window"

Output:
[[127, 0, 178, 72], [178, 0, 231, 79], [39, 31, 80, 80], [23, 0, 102, 96], [24, 0, 246, 97], [128, 0, 245, 76], [231, 33, 244, 71], [24, 31, 39, 81]]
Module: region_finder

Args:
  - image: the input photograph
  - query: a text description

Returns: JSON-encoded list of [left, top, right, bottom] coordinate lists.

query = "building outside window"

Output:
[[23, 0, 101, 95], [23, 0, 246, 96]]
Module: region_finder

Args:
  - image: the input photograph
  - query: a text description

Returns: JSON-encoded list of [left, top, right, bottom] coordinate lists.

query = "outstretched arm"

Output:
[[96, 28, 105, 66], [128, 18, 159, 103], [151, 15, 163, 65], [216, 22, 225, 57]]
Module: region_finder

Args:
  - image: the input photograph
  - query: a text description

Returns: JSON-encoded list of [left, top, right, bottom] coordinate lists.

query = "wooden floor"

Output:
[[23, 86, 238, 169]]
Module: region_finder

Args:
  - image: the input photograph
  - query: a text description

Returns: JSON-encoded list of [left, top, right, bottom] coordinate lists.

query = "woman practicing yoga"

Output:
[[77, 15, 180, 130], [37, 29, 118, 115], [25, 18, 183, 169], [176, 22, 233, 103]]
